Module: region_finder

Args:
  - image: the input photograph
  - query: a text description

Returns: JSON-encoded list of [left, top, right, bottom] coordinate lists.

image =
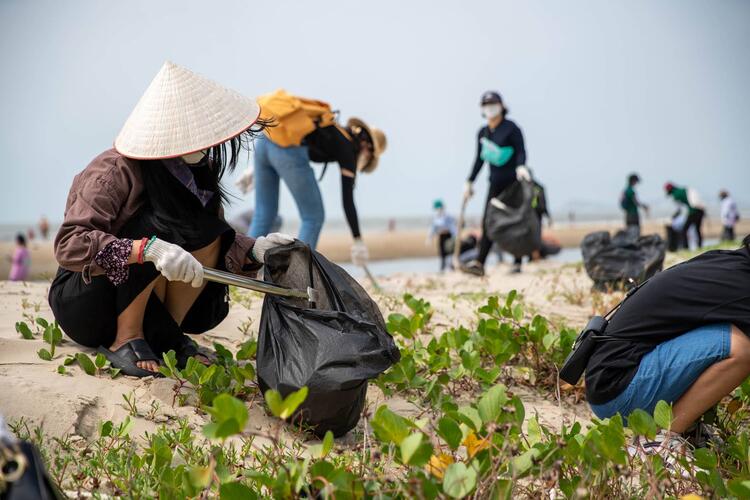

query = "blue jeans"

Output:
[[590, 323, 731, 421], [249, 136, 325, 248]]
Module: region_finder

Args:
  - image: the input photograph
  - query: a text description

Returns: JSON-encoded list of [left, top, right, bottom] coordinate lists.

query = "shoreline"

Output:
[[0, 218, 746, 280]]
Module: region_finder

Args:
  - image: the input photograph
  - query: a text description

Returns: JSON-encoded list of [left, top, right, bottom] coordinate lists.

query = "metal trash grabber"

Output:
[[452, 195, 469, 269], [203, 267, 320, 303]]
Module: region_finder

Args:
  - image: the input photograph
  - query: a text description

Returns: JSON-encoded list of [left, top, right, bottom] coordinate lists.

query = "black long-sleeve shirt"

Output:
[[305, 125, 361, 238], [468, 119, 526, 188]]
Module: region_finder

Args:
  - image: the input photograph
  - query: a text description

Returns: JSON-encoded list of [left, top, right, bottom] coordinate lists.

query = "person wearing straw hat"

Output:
[[48, 62, 294, 377], [249, 107, 386, 266]]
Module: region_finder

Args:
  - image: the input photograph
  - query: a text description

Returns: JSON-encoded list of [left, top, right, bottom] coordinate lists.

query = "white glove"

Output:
[[252, 233, 295, 263], [235, 167, 254, 194], [463, 181, 474, 201], [516, 165, 532, 182], [144, 238, 204, 288], [351, 238, 369, 266]]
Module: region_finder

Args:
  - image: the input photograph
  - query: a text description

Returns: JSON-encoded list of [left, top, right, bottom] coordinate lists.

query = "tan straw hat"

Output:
[[114, 61, 261, 160], [346, 117, 386, 173]]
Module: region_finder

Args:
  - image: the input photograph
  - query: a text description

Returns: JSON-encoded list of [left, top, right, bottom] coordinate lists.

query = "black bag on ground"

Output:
[[257, 241, 400, 437], [1, 439, 62, 500], [485, 180, 541, 258], [581, 230, 665, 290]]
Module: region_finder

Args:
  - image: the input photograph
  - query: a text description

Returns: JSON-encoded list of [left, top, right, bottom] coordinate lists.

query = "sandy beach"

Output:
[[1, 217, 746, 280], [0, 254, 607, 446]]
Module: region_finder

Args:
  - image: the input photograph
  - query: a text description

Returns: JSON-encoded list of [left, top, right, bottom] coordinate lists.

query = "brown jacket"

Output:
[[54, 149, 258, 283]]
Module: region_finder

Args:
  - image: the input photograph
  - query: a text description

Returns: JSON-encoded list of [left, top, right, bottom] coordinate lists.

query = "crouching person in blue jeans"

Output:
[[585, 235, 750, 457]]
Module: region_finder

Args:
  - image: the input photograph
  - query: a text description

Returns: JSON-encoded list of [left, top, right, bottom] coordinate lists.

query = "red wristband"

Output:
[[136, 237, 148, 264]]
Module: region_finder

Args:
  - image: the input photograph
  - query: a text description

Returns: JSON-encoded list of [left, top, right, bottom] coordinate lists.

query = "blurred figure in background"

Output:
[[620, 173, 648, 234], [461, 90, 529, 276], [720, 190, 739, 242], [665, 182, 706, 249], [426, 199, 457, 271], [39, 216, 50, 240], [9, 234, 30, 281]]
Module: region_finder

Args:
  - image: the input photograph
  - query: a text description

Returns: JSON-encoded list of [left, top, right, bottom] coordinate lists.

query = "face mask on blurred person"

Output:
[[181, 150, 207, 164], [481, 104, 503, 120]]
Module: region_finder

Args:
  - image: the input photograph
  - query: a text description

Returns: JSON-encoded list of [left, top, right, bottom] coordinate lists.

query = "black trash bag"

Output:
[[485, 180, 542, 258], [1, 439, 62, 500], [581, 230, 666, 291], [257, 241, 400, 437]]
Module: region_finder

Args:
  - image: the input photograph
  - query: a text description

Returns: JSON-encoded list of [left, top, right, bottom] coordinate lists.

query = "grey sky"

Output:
[[1, 0, 748, 226]]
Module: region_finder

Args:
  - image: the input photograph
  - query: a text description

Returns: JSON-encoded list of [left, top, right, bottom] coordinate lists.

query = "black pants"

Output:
[[437, 232, 452, 271], [683, 209, 705, 248], [722, 225, 736, 242], [477, 178, 516, 265], [625, 212, 640, 235]]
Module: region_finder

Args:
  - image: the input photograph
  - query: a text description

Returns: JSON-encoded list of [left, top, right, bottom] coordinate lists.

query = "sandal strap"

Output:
[[120, 338, 159, 363]]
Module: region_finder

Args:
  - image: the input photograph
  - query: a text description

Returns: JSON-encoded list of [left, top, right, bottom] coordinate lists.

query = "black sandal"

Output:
[[97, 338, 163, 378], [174, 334, 214, 369]]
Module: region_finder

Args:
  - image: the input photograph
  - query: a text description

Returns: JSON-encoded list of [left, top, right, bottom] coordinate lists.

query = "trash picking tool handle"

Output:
[[203, 267, 318, 302]]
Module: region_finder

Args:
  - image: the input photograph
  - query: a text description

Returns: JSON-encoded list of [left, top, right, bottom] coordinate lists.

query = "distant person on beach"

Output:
[[665, 182, 706, 248], [9, 234, 30, 281], [720, 190, 739, 242], [426, 199, 457, 271], [39, 216, 50, 240], [461, 90, 530, 276], [48, 62, 294, 377], [585, 236, 750, 456], [248, 90, 386, 269], [620, 173, 648, 234]]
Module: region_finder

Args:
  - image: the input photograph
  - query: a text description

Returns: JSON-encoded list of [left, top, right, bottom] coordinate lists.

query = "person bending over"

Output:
[[585, 236, 750, 456]]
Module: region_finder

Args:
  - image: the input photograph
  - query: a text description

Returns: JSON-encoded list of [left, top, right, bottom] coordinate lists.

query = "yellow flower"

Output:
[[463, 432, 490, 458], [679, 495, 703, 500], [425, 453, 454, 479]]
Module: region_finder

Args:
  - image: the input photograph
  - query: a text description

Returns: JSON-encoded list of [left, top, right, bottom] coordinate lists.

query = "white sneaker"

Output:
[[627, 431, 693, 477]]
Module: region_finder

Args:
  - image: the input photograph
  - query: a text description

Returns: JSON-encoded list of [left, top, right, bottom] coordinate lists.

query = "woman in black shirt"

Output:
[[461, 91, 529, 276], [586, 237, 750, 449]]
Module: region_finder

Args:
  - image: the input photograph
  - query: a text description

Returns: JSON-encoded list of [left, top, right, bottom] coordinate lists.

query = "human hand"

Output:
[[516, 165, 531, 182], [351, 238, 369, 266], [252, 233, 295, 263], [463, 181, 474, 201], [235, 167, 254, 194], [144, 238, 204, 287]]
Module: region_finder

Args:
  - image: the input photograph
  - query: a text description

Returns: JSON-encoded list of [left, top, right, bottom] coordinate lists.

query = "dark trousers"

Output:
[[437, 232, 452, 271], [625, 212, 640, 235], [683, 209, 705, 248], [722, 225, 736, 242]]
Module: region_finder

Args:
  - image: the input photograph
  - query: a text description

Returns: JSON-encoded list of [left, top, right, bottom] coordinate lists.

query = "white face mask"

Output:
[[181, 150, 207, 164], [481, 104, 503, 120]]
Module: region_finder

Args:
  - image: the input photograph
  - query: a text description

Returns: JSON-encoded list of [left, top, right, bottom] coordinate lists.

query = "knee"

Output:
[[729, 325, 750, 365]]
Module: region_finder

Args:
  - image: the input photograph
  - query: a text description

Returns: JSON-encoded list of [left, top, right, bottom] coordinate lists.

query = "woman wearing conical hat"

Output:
[[48, 62, 294, 377], [247, 92, 386, 267]]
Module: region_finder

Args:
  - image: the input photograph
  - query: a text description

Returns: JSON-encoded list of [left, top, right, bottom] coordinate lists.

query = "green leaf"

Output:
[[264, 387, 308, 420], [653, 400, 672, 430], [437, 417, 463, 450], [76, 353, 97, 376], [63, 355, 76, 366], [220, 481, 258, 500], [99, 420, 113, 437], [15, 321, 33, 339], [203, 394, 249, 440], [37, 348, 52, 361], [527, 416, 542, 445], [455, 406, 482, 432], [627, 409, 657, 439], [370, 405, 412, 444], [56, 365, 66, 375], [236, 339, 257, 360], [35, 317, 49, 328], [213, 342, 234, 364], [199, 364, 218, 385], [162, 350, 179, 377], [694, 448, 718, 470], [477, 383, 508, 424], [188, 465, 212, 489], [511, 448, 541, 475], [400, 432, 433, 466], [442, 462, 477, 498], [95, 352, 107, 369], [321, 430, 334, 457], [110, 368, 122, 379]]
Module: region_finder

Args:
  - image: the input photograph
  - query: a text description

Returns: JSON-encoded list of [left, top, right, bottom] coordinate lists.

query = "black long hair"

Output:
[[138, 119, 273, 242]]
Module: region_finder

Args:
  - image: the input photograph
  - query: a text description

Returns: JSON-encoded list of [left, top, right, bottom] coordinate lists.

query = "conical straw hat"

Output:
[[114, 61, 261, 159]]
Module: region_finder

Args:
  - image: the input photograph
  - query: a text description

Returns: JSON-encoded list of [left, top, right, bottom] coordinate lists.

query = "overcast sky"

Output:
[[1, 0, 748, 226]]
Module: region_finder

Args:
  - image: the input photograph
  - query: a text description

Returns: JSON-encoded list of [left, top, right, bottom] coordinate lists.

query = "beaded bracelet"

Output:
[[136, 237, 148, 264]]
